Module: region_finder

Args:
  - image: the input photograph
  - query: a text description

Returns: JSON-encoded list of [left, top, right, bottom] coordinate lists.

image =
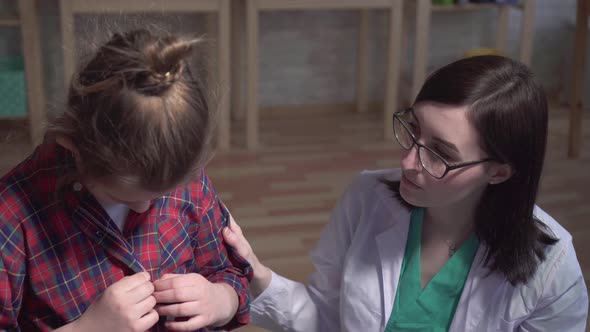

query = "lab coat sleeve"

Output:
[[520, 240, 589, 332], [250, 174, 365, 332], [250, 271, 319, 332]]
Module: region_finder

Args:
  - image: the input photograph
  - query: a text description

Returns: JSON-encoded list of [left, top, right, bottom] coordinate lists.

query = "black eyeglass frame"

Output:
[[392, 108, 495, 179]]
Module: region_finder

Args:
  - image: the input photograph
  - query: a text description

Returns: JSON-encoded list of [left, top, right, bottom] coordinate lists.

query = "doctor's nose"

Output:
[[401, 144, 422, 172]]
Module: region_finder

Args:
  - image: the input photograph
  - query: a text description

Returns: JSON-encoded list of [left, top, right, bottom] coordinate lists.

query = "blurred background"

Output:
[[0, 0, 588, 331]]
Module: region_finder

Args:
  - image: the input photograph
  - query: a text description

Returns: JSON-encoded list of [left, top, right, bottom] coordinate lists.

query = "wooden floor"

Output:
[[1, 104, 589, 331]]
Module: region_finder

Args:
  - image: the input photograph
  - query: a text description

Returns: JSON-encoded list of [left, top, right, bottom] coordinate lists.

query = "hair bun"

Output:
[[145, 38, 193, 84], [73, 30, 203, 96], [106, 30, 202, 95]]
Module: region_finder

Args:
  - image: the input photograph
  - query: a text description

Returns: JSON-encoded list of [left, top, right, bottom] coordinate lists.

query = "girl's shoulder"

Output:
[[0, 143, 70, 226], [1, 143, 69, 197]]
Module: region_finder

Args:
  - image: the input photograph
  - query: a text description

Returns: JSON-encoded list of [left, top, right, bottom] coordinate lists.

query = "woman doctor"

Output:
[[223, 55, 589, 331]]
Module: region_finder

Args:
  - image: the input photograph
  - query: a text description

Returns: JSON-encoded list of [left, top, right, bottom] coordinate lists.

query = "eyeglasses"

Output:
[[392, 108, 494, 179]]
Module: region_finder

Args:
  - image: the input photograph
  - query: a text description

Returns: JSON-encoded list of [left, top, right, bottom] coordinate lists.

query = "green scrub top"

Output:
[[385, 208, 479, 332]]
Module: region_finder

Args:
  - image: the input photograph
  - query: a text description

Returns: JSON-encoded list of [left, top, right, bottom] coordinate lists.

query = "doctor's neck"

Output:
[[422, 189, 484, 242]]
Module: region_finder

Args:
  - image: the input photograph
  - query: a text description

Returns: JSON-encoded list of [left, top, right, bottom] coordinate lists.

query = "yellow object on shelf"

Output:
[[464, 47, 502, 58]]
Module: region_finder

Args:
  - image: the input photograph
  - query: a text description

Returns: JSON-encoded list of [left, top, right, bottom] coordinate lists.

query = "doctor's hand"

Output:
[[223, 212, 272, 297]]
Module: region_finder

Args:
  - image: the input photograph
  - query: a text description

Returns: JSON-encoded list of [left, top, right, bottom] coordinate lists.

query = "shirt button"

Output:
[[73, 182, 83, 191]]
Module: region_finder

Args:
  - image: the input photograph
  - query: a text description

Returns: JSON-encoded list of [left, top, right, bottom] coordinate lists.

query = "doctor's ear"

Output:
[[487, 162, 513, 185]]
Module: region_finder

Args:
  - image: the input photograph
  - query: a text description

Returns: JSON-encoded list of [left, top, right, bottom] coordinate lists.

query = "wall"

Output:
[[0, 0, 580, 114]]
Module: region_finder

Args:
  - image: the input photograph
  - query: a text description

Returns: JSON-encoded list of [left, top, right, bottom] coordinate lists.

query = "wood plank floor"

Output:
[[1, 104, 588, 331]]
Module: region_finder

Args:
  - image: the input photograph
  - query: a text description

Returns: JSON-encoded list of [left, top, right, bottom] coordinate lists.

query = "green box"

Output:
[[0, 56, 27, 118]]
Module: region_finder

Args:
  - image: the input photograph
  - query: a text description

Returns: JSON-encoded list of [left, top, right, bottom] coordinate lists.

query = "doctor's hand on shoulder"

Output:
[[223, 213, 272, 297]]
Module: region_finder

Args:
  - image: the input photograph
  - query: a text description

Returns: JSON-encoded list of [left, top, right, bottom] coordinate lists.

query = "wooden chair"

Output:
[[408, 0, 536, 101], [568, 0, 589, 158], [0, 0, 45, 145], [241, 0, 404, 149]]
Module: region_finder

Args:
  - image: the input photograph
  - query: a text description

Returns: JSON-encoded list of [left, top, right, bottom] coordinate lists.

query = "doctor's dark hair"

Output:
[[47, 29, 213, 191], [383, 55, 557, 285]]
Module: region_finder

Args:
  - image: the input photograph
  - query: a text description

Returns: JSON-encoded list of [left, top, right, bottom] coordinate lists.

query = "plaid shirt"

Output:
[[0, 143, 252, 331]]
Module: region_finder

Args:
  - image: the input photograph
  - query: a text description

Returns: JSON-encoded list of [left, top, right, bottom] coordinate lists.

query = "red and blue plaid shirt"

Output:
[[0, 143, 252, 331]]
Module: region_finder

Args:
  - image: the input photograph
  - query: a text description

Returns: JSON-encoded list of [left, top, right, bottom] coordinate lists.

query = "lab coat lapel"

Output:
[[449, 246, 506, 332], [375, 208, 410, 327]]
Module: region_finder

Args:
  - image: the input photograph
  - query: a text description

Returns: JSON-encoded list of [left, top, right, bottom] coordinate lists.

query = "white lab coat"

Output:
[[250, 169, 589, 332]]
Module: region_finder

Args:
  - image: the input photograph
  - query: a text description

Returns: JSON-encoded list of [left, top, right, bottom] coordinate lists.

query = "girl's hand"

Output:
[[68, 272, 158, 332], [152, 273, 238, 331]]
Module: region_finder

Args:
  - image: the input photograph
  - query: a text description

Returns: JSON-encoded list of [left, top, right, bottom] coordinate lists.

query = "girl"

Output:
[[0, 29, 251, 331], [223, 55, 589, 331]]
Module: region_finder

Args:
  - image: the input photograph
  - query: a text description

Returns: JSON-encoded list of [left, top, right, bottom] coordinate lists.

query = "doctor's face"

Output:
[[395, 103, 495, 209]]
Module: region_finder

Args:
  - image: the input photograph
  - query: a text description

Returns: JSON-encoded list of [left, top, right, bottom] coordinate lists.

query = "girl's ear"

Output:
[[488, 162, 513, 185], [56, 135, 80, 158]]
